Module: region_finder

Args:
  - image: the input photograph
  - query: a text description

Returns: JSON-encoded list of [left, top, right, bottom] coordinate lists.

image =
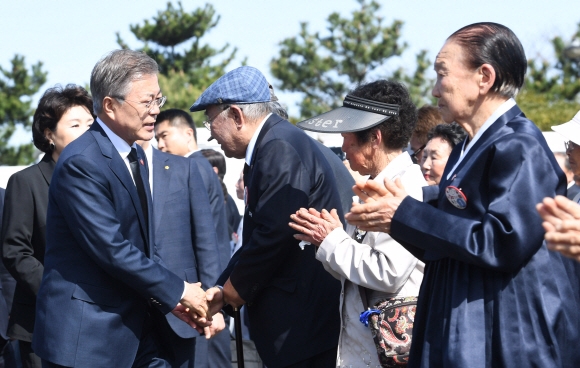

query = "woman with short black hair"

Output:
[[420, 123, 466, 185], [1, 84, 93, 367]]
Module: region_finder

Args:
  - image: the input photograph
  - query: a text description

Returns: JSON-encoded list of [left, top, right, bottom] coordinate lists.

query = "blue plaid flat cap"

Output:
[[189, 66, 271, 112]]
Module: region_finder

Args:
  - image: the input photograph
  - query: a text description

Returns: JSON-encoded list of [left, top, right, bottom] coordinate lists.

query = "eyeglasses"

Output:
[[565, 141, 579, 151], [410, 143, 426, 163], [114, 95, 166, 113], [203, 105, 230, 131]]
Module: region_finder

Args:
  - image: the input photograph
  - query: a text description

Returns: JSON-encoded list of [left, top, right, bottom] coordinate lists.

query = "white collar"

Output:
[[371, 152, 415, 185], [446, 98, 516, 180], [143, 143, 154, 193], [245, 113, 272, 165], [144, 141, 154, 167], [96, 118, 135, 159]]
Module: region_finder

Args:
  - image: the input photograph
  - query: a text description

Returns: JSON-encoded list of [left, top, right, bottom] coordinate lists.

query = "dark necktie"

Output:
[[128, 147, 149, 232], [243, 163, 250, 179]]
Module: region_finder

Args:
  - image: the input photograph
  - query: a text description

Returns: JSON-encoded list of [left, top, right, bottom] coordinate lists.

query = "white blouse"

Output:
[[316, 152, 426, 367]]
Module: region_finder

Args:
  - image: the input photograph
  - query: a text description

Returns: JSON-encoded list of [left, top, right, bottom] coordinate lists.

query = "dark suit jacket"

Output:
[[0, 188, 9, 341], [189, 151, 231, 273], [391, 105, 580, 367], [32, 123, 184, 367], [567, 183, 580, 200], [152, 148, 220, 339], [1, 154, 54, 342], [313, 140, 355, 216], [218, 114, 342, 367], [225, 193, 241, 236]]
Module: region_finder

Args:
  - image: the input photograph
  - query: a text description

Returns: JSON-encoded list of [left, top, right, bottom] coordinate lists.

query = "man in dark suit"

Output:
[[32, 49, 212, 367], [155, 109, 231, 273], [154, 110, 232, 367], [194, 66, 342, 368], [138, 138, 228, 368], [267, 88, 355, 215]]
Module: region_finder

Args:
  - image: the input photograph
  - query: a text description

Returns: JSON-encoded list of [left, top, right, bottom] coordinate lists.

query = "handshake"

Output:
[[171, 282, 232, 339]]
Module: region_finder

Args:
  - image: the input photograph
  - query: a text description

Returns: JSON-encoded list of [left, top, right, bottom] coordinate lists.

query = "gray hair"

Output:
[[267, 87, 289, 119], [90, 49, 159, 114], [231, 102, 270, 122]]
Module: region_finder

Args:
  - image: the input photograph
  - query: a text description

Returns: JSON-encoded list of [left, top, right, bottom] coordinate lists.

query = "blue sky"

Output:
[[2, 0, 579, 145]]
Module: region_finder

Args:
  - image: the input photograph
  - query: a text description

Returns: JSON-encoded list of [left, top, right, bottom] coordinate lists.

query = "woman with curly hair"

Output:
[[289, 79, 426, 367]]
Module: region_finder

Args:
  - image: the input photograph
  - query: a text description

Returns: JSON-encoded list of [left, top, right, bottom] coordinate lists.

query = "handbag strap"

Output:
[[352, 225, 371, 311], [358, 285, 370, 311]]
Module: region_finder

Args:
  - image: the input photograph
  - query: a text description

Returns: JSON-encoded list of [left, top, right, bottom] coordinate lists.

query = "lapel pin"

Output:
[[165, 166, 169, 170], [445, 186, 467, 209], [139, 159, 144, 166]]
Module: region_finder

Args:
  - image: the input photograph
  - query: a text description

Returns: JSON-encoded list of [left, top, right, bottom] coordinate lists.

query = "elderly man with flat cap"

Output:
[[196, 66, 342, 368]]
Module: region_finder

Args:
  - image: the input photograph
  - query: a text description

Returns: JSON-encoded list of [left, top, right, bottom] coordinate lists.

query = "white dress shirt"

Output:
[[245, 113, 272, 165], [96, 118, 139, 185]]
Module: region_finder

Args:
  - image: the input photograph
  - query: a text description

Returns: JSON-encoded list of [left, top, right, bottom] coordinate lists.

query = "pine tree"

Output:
[[0, 55, 47, 165], [117, 2, 237, 123], [270, 0, 433, 120], [518, 22, 580, 130]]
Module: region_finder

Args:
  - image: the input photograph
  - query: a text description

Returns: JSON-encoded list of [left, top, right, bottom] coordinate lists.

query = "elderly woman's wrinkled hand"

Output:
[[537, 195, 580, 262], [345, 178, 408, 233], [289, 208, 342, 246]]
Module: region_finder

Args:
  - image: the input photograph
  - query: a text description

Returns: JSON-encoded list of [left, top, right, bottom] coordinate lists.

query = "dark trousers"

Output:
[[0, 339, 18, 368], [19, 341, 41, 368], [154, 311, 196, 368], [193, 330, 231, 368], [284, 347, 337, 368]]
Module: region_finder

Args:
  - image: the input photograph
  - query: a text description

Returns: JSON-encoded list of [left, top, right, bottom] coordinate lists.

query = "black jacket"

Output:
[[1, 154, 54, 341], [218, 114, 342, 367]]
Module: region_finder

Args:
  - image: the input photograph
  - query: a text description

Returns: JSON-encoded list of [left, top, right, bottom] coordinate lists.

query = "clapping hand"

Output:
[[345, 178, 408, 233], [289, 208, 342, 246], [537, 195, 580, 262]]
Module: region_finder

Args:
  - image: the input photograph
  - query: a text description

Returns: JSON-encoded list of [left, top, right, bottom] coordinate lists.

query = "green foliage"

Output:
[[117, 1, 237, 124], [521, 22, 580, 129], [516, 90, 580, 131], [0, 55, 47, 165], [392, 50, 436, 107], [270, 0, 433, 120]]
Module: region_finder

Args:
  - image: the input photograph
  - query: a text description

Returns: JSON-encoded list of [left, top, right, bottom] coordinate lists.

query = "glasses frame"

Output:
[[565, 141, 579, 151], [410, 143, 426, 162], [113, 95, 166, 113], [203, 105, 231, 131]]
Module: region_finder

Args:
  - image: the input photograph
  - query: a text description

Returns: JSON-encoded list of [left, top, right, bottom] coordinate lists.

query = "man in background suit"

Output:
[[554, 152, 580, 200], [32, 49, 212, 367], [154, 110, 232, 367], [138, 138, 228, 367], [196, 66, 342, 368]]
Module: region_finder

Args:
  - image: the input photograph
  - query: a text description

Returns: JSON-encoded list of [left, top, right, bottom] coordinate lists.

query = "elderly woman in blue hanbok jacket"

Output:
[[345, 22, 580, 367]]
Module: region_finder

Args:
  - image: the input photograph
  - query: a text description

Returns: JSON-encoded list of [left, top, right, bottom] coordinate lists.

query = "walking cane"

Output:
[[234, 307, 245, 368]]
